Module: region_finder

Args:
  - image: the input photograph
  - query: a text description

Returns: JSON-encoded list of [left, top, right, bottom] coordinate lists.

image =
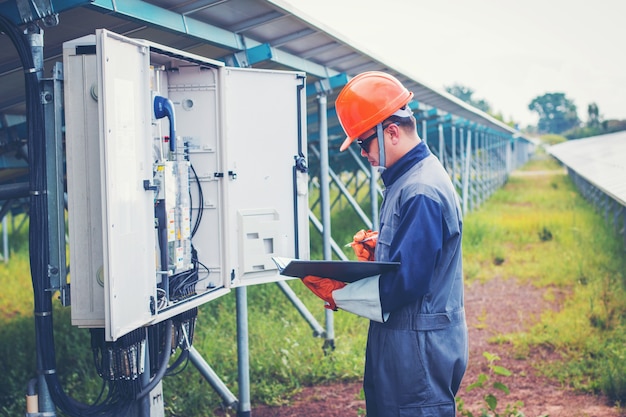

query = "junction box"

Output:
[[63, 29, 309, 341]]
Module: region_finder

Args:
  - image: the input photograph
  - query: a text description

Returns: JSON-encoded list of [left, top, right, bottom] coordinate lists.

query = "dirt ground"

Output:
[[217, 277, 624, 417]]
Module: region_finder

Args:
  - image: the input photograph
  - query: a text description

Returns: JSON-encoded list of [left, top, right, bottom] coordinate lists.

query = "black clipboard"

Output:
[[272, 257, 400, 283]]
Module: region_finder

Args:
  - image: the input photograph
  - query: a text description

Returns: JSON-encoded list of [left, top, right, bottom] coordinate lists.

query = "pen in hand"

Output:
[[344, 236, 377, 247]]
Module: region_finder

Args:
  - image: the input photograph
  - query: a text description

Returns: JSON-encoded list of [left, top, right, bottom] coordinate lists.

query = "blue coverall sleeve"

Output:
[[379, 194, 444, 315]]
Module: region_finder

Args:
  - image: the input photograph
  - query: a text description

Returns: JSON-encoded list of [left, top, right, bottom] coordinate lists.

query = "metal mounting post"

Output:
[[276, 280, 325, 337], [42, 61, 68, 305], [317, 93, 336, 349], [188, 347, 238, 409], [236, 286, 251, 417]]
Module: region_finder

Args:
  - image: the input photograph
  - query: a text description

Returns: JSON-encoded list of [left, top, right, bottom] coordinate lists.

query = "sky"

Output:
[[283, 0, 626, 128]]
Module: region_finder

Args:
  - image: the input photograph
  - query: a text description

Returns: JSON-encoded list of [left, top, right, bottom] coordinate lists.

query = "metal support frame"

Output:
[[462, 128, 472, 214], [308, 210, 349, 260], [188, 347, 238, 409], [2, 216, 7, 262], [236, 287, 251, 417], [86, 0, 340, 80], [307, 103, 533, 275], [567, 169, 626, 250], [276, 280, 325, 337], [209, 278, 326, 417], [42, 61, 68, 304], [317, 93, 336, 349], [7, 0, 61, 26], [308, 145, 373, 230], [451, 124, 459, 192]]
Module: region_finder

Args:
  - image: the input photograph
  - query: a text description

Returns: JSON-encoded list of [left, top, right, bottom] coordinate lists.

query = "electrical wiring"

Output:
[[190, 163, 204, 237], [167, 308, 197, 375], [1, 16, 212, 415], [169, 246, 195, 297], [0, 15, 177, 417], [0, 14, 82, 415], [169, 271, 198, 300], [156, 287, 168, 309], [165, 349, 190, 377], [166, 244, 216, 302], [136, 319, 172, 399]]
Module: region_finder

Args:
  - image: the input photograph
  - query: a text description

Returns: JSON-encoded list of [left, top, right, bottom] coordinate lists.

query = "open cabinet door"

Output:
[[66, 30, 234, 342], [220, 67, 310, 287], [65, 30, 307, 341], [96, 30, 156, 341]]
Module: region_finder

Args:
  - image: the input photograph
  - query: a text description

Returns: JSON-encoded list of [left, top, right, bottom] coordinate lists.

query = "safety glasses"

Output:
[[356, 122, 399, 153], [356, 131, 377, 153]]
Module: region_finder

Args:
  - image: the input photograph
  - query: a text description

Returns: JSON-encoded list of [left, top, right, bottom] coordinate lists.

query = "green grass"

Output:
[[1, 152, 625, 415], [0, 220, 369, 416], [462, 155, 626, 405]]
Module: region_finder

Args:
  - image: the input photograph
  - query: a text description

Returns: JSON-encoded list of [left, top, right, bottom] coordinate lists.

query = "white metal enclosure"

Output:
[[64, 29, 309, 341]]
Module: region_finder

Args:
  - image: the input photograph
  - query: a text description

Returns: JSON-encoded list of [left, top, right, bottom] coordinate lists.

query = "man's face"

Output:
[[356, 122, 398, 166], [357, 127, 380, 166]]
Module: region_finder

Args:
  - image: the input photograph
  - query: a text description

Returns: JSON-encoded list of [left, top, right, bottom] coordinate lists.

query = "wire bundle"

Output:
[[190, 164, 204, 237], [91, 328, 146, 389], [0, 14, 133, 416], [167, 245, 214, 301], [0, 15, 179, 416], [161, 162, 211, 302], [147, 309, 197, 378]]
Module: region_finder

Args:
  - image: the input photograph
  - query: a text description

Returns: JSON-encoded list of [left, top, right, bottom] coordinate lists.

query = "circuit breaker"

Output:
[[64, 29, 309, 341]]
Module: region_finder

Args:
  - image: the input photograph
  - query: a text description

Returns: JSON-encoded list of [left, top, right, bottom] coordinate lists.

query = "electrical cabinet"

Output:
[[64, 29, 309, 341]]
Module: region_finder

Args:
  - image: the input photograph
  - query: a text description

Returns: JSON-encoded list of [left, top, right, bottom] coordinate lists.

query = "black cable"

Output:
[[0, 15, 136, 417], [190, 164, 203, 237], [1, 16, 188, 415], [136, 320, 172, 399], [168, 245, 208, 300], [165, 348, 190, 377]]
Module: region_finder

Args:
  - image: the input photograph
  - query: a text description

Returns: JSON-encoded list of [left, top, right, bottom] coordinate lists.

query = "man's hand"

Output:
[[351, 229, 378, 261], [302, 276, 347, 310]]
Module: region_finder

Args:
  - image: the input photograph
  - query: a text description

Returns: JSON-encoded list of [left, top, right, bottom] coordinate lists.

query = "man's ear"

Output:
[[387, 124, 401, 144]]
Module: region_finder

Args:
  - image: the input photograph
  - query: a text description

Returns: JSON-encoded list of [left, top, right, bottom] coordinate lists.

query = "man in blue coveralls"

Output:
[[302, 71, 468, 416]]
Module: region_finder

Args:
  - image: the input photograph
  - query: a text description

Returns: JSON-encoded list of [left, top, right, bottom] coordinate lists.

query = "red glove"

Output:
[[302, 275, 347, 311], [351, 229, 378, 261]]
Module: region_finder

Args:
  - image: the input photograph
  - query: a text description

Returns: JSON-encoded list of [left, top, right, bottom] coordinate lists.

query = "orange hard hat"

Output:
[[336, 71, 414, 152]]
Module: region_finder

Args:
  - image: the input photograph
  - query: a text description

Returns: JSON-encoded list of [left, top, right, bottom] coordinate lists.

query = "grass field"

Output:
[[1, 148, 624, 416]]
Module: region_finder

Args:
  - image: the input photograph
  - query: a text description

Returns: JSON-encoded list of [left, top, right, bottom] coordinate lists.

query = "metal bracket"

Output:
[[305, 73, 349, 97], [223, 50, 249, 68], [214, 171, 237, 179], [294, 155, 308, 173], [16, 0, 59, 26], [143, 180, 158, 191], [42, 62, 68, 304], [313, 78, 332, 95]]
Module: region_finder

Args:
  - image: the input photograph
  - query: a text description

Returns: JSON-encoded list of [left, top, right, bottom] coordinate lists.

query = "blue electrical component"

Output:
[[153, 95, 176, 152]]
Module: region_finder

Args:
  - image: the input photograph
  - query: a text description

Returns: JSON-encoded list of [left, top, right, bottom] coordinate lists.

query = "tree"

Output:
[[446, 84, 491, 113], [587, 102, 600, 127], [528, 92, 580, 134]]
